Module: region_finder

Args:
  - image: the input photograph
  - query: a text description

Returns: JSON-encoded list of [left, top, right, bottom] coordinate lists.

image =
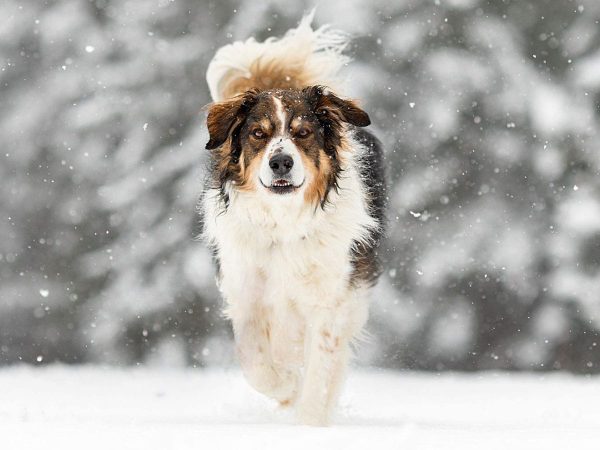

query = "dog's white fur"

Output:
[[202, 15, 379, 426]]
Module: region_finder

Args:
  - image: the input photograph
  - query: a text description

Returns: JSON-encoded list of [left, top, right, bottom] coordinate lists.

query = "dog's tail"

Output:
[[206, 11, 350, 102]]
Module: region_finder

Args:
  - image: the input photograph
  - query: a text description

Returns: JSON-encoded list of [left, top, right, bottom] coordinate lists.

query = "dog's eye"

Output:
[[252, 129, 266, 139], [296, 128, 311, 138]]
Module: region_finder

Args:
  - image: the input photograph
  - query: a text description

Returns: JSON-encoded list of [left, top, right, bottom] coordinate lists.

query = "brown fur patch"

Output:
[[205, 90, 259, 151], [278, 398, 293, 407], [318, 328, 340, 354], [223, 59, 314, 99], [206, 91, 274, 194], [238, 148, 264, 192], [300, 149, 332, 206]]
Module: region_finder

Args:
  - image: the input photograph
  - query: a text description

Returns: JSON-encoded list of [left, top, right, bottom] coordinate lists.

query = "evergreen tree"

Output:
[[1, 0, 599, 372]]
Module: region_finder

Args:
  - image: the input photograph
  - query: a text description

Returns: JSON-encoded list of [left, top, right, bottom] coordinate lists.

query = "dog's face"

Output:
[[206, 86, 370, 206]]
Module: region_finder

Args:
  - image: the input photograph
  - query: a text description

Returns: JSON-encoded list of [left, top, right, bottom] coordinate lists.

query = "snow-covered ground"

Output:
[[2, 366, 599, 450]]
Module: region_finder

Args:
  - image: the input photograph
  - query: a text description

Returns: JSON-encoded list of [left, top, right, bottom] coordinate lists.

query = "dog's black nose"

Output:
[[269, 153, 294, 176]]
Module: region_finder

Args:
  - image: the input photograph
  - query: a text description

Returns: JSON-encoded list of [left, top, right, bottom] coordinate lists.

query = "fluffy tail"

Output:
[[206, 11, 350, 102]]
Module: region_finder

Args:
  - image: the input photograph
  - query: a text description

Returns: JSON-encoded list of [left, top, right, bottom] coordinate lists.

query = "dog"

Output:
[[200, 13, 385, 426]]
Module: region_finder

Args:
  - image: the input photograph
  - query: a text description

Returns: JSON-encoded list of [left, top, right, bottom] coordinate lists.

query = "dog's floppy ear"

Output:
[[303, 85, 370, 127], [205, 89, 259, 150]]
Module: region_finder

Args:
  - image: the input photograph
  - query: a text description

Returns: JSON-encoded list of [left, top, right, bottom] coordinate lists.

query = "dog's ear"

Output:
[[303, 85, 370, 127], [205, 89, 259, 150]]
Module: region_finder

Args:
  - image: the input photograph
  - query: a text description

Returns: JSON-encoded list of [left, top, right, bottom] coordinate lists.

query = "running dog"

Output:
[[200, 14, 385, 426]]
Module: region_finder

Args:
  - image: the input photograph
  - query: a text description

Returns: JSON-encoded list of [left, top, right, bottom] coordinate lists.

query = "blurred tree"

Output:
[[357, 0, 600, 373], [1, 0, 599, 372], [0, 0, 226, 365]]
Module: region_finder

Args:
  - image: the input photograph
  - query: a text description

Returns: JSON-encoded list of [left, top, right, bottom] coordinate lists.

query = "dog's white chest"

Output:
[[224, 212, 352, 311], [201, 152, 377, 313]]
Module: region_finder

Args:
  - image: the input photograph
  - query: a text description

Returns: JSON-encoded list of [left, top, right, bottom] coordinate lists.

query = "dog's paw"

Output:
[[296, 404, 331, 427]]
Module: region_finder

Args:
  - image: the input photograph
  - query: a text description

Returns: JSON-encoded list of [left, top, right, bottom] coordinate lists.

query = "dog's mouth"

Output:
[[271, 178, 295, 194], [261, 178, 304, 195]]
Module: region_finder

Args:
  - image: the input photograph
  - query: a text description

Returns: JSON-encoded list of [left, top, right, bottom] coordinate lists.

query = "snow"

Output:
[[2, 366, 599, 450]]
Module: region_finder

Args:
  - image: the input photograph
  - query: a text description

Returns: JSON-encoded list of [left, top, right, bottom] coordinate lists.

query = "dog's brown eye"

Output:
[[252, 129, 265, 139], [296, 128, 311, 138]]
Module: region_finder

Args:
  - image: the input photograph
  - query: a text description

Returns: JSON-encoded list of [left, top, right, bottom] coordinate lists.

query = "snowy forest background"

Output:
[[2, 0, 600, 373]]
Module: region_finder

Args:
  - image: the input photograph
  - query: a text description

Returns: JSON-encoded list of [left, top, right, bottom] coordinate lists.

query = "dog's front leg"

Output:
[[268, 302, 304, 406], [296, 302, 357, 426], [222, 265, 297, 404], [231, 306, 298, 404]]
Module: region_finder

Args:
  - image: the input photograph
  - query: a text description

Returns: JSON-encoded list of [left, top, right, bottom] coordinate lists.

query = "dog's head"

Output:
[[205, 86, 370, 206]]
